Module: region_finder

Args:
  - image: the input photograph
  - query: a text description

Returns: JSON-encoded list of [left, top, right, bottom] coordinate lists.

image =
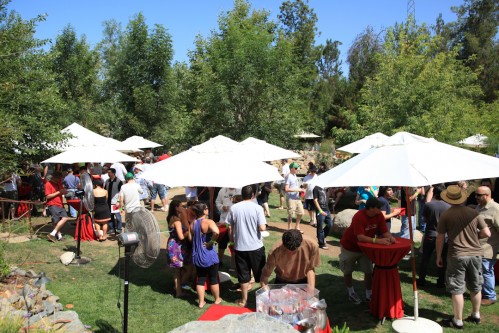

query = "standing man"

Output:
[[133, 164, 150, 206], [216, 187, 240, 265], [436, 185, 490, 329], [45, 171, 69, 242], [417, 185, 450, 288], [339, 197, 395, 304], [110, 161, 127, 182], [277, 159, 290, 210], [260, 230, 320, 289], [118, 172, 143, 216], [227, 185, 267, 308], [377, 186, 401, 233], [313, 184, 332, 250], [475, 186, 499, 306], [303, 166, 318, 226], [62, 168, 79, 218], [104, 168, 123, 234], [285, 162, 305, 232]]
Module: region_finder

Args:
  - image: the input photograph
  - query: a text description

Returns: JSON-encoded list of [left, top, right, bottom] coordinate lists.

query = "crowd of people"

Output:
[[2, 151, 498, 328]]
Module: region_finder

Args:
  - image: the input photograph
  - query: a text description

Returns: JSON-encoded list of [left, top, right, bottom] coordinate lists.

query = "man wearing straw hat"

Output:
[[436, 185, 490, 329]]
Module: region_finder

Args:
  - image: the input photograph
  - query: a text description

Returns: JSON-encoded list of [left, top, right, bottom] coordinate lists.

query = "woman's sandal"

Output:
[[198, 301, 206, 308]]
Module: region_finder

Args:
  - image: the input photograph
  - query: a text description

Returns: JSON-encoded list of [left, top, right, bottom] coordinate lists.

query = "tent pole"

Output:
[[405, 187, 418, 320]]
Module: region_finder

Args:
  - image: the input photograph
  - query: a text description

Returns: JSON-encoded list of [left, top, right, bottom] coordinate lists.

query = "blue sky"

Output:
[[8, 0, 463, 72]]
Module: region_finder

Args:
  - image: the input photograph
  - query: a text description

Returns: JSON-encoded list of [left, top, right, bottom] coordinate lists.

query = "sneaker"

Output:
[[348, 292, 362, 305], [319, 245, 329, 250], [160, 207, 167, 212], [481, 299, 496, 306], [465, 315, 481, 324], [47, 234, 57, 243], [57, 234, 64, 241], [442, 318, 463, 330]]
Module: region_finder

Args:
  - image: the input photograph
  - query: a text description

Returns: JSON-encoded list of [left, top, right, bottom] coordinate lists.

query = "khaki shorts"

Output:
[[339, 246, 373, 275], [287, 199, 304, 218], [446, 256, 483, 295]]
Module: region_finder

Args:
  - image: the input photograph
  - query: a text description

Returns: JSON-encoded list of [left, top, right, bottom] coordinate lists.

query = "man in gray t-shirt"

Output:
[[227, 185, 267, 308], [285, 162, 305, 232]]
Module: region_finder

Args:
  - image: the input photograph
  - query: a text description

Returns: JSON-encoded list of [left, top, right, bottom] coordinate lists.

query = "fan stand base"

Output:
[[70, 257, 92, 265]]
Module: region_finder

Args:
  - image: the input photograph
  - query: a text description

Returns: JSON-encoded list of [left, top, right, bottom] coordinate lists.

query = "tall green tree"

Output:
[[102, 13, 175, 140], [0, 0, 65, 173], [188, 0, 306, 147], [50, 25, 100, 125], [450, 0, 499, 102], [347, 27, 383, 94], [334, 22, 483, 145]]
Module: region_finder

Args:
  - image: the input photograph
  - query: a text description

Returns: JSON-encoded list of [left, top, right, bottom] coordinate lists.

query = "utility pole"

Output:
[[407, 0, 416, 29]]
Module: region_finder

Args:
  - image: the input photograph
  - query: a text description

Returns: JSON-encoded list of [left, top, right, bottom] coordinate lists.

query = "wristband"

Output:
[[319, 210, 324, 214], [372, 236, 376, 244]]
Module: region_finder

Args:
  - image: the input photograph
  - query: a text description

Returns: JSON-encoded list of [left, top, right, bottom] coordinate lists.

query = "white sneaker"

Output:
[[349, 292, 362, 305], [160, 207, 167, 212]]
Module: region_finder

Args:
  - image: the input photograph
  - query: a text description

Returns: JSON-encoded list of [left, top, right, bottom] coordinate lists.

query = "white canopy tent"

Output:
[[239, 137, 300, 161], [458, 133, 489, 148], [310, 131, 499, 331], [141, 135, 283, 188], [337, 132, 389, 154], [141, 150, 282, 188], [42, 147, 139, 164], [122, 135, 163, 149], [293, 132, 321, 139], [312, 132, 499, 188], [59, 123, 142, 153]]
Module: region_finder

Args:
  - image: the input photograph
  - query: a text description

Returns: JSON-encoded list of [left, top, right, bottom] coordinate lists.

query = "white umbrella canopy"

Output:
[[293, 132, 321, 139], [190, 135, 240, 154], [337, 132, 389, 154], [312, 131, 499, 188], [59, 123, 142, 153], [122, 135, 163, 149], [42, 147, 139, 164], [239, 137, 300, 161], [458, 133, 489, 148], [141, 149, 283, 188]]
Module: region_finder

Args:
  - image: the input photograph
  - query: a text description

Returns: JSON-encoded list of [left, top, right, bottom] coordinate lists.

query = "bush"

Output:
[[0, 241, 10, 279], [332, 322, 350, 333]]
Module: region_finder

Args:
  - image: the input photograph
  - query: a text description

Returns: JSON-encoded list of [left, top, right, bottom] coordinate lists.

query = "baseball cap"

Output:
[[290, 162, 300, 169], [366, 197, 383, 209], [125, 172, 134, 181]]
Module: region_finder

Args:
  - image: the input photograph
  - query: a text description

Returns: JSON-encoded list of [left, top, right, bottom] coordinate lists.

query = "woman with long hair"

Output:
[[190, 202, 222, 308], [166, 200, 192, 298], [93, 178, 111, 241]]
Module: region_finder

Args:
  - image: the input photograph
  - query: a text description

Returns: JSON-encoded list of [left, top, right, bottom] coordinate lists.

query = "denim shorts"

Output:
[[150, 183, 167, 200], [446, 256, 483, 295]]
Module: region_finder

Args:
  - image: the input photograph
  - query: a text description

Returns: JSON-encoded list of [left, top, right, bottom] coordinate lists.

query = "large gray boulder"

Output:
[[169, 312, 299, 333], [331, 209, 357, 237]]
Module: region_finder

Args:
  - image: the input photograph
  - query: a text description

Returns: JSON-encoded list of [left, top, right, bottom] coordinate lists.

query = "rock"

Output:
[[332, 209, 357, 237], [13, 268, 27, 277], [43, 300, 55, 315], [44, 311, 88, 333], [169, 312, 299, 333], [46, 295, 60, 303], [25, 270, 38, 278]]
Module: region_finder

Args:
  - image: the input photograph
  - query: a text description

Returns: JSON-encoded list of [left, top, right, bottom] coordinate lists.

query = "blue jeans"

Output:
[[482, 258, 497, 300], [150, 183, 167, 200], [398, 215, 416, 239], [417, 199, 426, 232], [108, 212, 122, 232], [316, 210, 333, 247]]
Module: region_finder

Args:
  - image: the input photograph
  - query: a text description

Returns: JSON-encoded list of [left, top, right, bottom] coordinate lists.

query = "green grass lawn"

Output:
[[2, 192, 498, 332]]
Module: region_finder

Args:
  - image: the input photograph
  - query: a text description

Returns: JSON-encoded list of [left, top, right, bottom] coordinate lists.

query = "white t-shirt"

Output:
[[119, 182, 143, 213], [216, 187, 241, 222], [227, 200, 266, 251], [111, 162, 127, 182], [303, 173, 317, 199]]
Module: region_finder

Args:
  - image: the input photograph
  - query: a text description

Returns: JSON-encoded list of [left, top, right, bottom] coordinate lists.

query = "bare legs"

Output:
[[196, 283, 222, 308], [451, 291, 481, 321]]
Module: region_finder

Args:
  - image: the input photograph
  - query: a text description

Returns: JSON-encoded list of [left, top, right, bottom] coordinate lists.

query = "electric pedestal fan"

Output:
[[71, 172, 95, 265], [117, 207, 160, 333]]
